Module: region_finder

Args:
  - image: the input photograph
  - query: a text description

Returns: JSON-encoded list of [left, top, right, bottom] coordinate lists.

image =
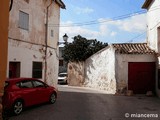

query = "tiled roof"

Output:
[[112, 43, 155, 54]]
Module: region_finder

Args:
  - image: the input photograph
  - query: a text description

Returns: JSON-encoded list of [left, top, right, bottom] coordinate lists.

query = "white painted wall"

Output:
[[8, 41, 44, 78], [8, 0, 61, 87], [146, 0, 160, 97], [84, 46, 116, 94], [84, 45, 156, 94], [147, 0, 160, 52], [115, 54, 156, 92]]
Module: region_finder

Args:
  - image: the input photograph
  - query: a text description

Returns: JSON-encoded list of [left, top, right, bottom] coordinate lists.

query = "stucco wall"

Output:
[[84, 46, 116, 94], [67, 62, 85, 86], [8, 0, 60, 87], [147, 0, 160, 52], [146, 0, 160, 97], [115, 54, 157, 93]]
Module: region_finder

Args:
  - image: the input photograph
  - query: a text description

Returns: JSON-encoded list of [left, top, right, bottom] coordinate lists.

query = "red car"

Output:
[[2, 78, 57, 115]]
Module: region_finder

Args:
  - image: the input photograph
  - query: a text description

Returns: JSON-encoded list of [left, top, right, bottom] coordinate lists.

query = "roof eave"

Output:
[[55, 0, 66, 9], [142, 0, 153, 9]]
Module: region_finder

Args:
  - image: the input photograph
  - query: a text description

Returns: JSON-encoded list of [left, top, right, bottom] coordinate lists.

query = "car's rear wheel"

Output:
[[13, 100, 23, 115], [50, 93, 56, 104]]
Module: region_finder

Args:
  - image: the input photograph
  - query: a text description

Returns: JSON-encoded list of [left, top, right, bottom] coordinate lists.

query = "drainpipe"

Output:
[[44, 0, 53, 83]]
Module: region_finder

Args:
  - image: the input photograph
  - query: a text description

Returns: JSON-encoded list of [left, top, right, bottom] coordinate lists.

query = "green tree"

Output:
[[63, 35, 108, 62]]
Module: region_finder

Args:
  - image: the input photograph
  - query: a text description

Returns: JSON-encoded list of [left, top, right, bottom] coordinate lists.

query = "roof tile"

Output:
[[112, 43, 155, 54]]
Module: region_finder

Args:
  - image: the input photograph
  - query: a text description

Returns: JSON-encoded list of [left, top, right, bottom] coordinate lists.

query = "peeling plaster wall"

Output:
[[8, 0, 60, 87], [8, 40, 44, 77], [67, 62, 85, 86], [48, 3, 60, 49], [84, 46, 116, 94], [9, 0, 46, 44], [45, 48, 59, 87], [115, 54, 157, 93]]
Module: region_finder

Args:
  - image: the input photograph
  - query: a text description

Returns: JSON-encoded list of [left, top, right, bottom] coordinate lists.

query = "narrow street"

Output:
[[9, 85, 160, 120]]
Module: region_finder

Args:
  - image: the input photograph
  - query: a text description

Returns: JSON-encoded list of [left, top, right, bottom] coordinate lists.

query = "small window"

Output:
[[32, 62, 42, 78], [59, 60, 63, 66], [19, 11, 29, 30], [4, 82, 9, 88], [51, 30, 54, 37]]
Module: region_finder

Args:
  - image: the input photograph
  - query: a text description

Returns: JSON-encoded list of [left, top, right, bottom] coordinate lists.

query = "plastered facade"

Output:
[[84, 46, 116, 94], [8, 0, 61, 87], [145, 0, 160, 97], [67, 45, 156, 94]]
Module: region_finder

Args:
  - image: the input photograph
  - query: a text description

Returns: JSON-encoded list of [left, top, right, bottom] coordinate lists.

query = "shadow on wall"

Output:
[[67, 62, 85, 86]]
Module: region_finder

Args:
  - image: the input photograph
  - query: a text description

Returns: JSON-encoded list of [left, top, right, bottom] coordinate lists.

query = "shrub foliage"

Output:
[[63, 35, 108, 62]]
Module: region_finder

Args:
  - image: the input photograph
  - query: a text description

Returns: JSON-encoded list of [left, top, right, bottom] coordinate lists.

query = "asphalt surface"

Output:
[[7, 85, 160, 120]]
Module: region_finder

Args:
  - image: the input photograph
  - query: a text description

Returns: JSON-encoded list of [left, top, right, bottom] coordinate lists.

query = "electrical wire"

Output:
[[48, 6, 160, 28], [48, 10, 146, 27], [126, 31, 146, 43]]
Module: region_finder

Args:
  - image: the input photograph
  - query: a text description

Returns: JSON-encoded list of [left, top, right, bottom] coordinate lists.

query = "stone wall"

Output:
[[67, 62, 85, 86]]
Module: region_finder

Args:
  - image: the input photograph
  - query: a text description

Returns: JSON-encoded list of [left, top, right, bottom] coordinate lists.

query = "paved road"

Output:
[[8, 85, 160, 120]]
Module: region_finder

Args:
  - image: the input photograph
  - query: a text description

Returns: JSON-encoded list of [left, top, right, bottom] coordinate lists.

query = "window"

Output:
[[33, 80, 45, 88], [59, 60, 63, 66], [51, 30, 54, 37], [17, 81, 33, 88], [19, 11, 29, 30], [4, 82, 9, 88], [32, 62, 42, 78]]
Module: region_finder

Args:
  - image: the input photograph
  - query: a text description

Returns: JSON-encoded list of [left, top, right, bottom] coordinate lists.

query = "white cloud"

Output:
[[110, 32, 117, 36], [60, 14, 147, 42], [75, 7, 94, 14], [109, 14, 147, 32]]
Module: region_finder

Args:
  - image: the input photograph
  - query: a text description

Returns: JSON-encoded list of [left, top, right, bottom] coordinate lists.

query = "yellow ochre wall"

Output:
[[0, 0, 9, 119]]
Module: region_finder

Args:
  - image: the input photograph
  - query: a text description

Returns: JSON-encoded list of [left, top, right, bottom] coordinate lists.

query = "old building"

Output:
[[68, 43, 156, 94], [84, 43, 156, 94], [142, 0, 160, 97], [8, 0, 65, 87]]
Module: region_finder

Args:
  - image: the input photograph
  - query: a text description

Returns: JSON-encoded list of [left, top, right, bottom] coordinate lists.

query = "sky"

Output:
[[59, 0, 147, 44]]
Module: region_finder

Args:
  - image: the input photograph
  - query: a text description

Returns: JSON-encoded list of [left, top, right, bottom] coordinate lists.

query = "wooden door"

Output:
[[128, 62, 155, 94]]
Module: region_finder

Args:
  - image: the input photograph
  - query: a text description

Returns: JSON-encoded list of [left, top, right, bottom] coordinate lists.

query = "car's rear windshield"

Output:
[[4, 82, 9, 88], [59, 73, 67, 77]]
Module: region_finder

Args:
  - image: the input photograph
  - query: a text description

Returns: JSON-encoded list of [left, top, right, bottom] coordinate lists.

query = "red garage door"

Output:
[[128, 62, 155, 94]]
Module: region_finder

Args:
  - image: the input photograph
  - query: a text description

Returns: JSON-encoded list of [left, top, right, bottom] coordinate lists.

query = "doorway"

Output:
[[9, 62, 20, 78], [128, 62, 155, 94]]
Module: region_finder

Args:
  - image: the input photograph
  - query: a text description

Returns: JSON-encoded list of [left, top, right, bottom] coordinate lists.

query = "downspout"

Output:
[[9, 0, 13, 11], [44, 0, 53, 83]]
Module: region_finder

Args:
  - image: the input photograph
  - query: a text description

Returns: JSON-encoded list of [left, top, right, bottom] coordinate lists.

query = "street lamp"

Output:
[[58, 33, 68, 45], [63, 33, 68, 42]]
